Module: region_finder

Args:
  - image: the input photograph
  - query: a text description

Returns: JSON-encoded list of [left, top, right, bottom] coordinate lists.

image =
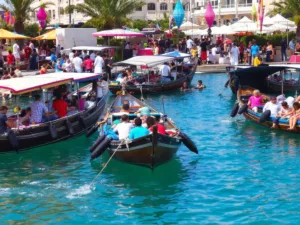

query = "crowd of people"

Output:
[[247, 89, 300, 130]]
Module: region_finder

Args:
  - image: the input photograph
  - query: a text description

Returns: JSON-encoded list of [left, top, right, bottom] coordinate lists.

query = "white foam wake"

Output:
[[66, 184, 95, 199]]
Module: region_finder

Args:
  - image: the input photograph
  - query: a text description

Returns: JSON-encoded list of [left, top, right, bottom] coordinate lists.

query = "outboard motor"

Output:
[[238, 104, 248, 115], [230, 103, 239, 117]]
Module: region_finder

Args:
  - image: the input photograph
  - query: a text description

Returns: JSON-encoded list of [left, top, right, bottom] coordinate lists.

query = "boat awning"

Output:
[[230, 66, 287, 92], [71, 46, 118, 51], [269, 64, 300, 70], [113, 56, 175, 67], [0, 73, 101, 94], [161, 51, 191, 58]]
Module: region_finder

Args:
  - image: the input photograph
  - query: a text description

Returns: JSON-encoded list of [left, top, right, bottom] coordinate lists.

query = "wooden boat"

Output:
[[0, 72, 107, 153], [226, 65, 287, 94], [109, 54, 197, 95], [234, 86, 300, 133], [89, 92, 198, 169]]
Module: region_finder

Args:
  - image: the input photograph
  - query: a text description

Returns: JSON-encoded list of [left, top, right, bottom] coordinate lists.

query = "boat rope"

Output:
[[89, 139, 126, 188]]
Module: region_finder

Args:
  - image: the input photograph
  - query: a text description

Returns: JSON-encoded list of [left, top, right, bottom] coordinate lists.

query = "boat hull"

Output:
[[0, 97, 106, 153], [267, 80, 300, 93], [109, 64, 196, 95], [107, 134, 181, 168]]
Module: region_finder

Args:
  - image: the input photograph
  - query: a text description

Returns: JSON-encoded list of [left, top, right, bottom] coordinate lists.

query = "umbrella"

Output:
[[173, 21, 201, 30], [224, 38, 233, 44], [270, 14, 295, 26], [0, 29, 29, 39], [92, 29, 145, 37], [33, 29, 56, 40]]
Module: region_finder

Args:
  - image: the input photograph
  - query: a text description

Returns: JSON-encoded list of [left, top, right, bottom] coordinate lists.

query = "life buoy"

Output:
[[7, 129, 19, 150], [230, 103, 239, 117], [238, 104, 248, 115], [49, 124, 57, 139], [65, 120, 74, 135], [90, 137, 111, 160], [260, 110, 271, 123], [89, 134, 106, 153], [179, 132, 198, 154], [86, 124, 98, 138], [79, 116, 87, 128]]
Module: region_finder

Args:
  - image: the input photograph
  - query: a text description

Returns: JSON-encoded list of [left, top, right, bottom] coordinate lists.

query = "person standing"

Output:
[[230, 42, 240, 66], [83, 55, 93, 73], [289, 39, 295, 56], [69, 50, 75, 61], [94, 52, 104, 74], [186, 36, 194, 53], [200, 38, 208, 64], [29, 49, 38, 70], [238, 42, 244, 64], [72, 53, 83, 73], [281, 39, 287, 61], [12, 42, 20, 67], [29, 41, 35, 51], [250, 40, 259, 65]]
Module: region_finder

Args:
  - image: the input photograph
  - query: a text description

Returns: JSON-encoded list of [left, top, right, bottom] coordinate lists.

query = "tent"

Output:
[[0, 29, 29, 39], [236, 16, 254, 24], [33, 29, 56, 40], [270, 14, 295, 26], [173, 21, 201, 31], [92, 29, 144, 37]]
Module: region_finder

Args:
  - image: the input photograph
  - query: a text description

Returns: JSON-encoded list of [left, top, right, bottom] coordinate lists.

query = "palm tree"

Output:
[[0, 0, 53, 35], [66, 0, 145, 30], [269, 0, 300, 40]]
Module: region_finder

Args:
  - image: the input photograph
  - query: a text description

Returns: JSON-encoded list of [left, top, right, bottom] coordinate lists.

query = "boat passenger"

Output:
[[248, 89, 264, 112], [1, 70, 11, 80], [288, 102, 300, 131], [146, 116, 167, 135], [0, 106, 13, 134], [120, 104, 130, 114], [97, 78, 104, 101], [263, 96, 280, 118], [30, 95, 50, 124], [18, 107, 31, 126], [40, 64, 48, 74], [113, 114, 133, 140], [14, 67, 22, 77], [195, 80, 206, 89], [159, 62, 171, 82], [52, 94, 70, 118], [129, 117, 150, 140], [272, 101, 292, 128]]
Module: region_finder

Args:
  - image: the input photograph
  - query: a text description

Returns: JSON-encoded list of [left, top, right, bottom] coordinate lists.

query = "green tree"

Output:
[[132, 19, 149, 31], [24, 23, 39, 37], [269, 0, 300, 40], [65, 0, 145, 30], [0, 0, 53, 35], [156, 13, 171, 30]]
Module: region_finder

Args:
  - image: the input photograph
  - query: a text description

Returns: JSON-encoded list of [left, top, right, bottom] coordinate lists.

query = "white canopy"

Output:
[[270, 14, 295, 26], [263, 16, 273, 26], [266, 24, 296, 32], [92, 29, 145, 37], [184, 29, 203, 36], [236, 16, 254, 24], [113, 56, 174, 67], [173, 21, 201, 31], [71, 46, 118, 51], [0, 73, 101, 94], [184, 25, 235, 36], [231, 23, 258, 32]]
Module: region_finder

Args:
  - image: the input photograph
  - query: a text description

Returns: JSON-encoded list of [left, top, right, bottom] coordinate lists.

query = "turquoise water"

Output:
[[0, 74, 299, 224]]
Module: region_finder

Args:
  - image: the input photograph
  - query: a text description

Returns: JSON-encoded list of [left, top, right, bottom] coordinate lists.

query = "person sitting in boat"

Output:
[[1, 70, 11, 80], [53, 94, 74, 118], [263, 95, 280, 119], [135, 107, 151, 127], [0, 106, 14, 135], [159, 62, 171, 82], [18, 107, 31, 126], [14, 67, 22, 77], [288, 102, 300, 131], [146, 116, 167, 135], [195, 80, 206, 89], [248, 89, 264, 112], [272, 101, 292, 128], [129, 117, 150, 140], [181, 81, 191, 91], [30, 95, 56, 124], [113, 114, 134, 140], [120, 104, 130, 114]]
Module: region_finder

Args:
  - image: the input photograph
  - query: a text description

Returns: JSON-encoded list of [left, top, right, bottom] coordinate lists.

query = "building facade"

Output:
[[30, 0, 274, 27]]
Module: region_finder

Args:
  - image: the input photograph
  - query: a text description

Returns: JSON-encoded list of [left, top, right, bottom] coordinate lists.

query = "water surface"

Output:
[[0, 73, 299, 224]]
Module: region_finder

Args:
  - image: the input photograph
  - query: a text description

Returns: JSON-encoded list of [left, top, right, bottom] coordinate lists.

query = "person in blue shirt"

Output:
[[129, 117, 150, 140], [50, 51, 57, 65], [250, 40, 259, 65], [55, 59, 63, 72]]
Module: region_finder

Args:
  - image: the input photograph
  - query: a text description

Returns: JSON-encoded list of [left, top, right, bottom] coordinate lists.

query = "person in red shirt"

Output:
[[6, 50, 15, 73], [83, 55, 93, 72], [239, 43, 245, 63], [52, 95, 69, 118], [24, 44, 32, 63], [146, 116, 167, 135]]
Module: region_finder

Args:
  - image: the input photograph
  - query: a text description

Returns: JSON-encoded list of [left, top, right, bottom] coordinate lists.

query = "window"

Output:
[[48, 10, 52, 19], [160, 3, 168, 10], [147, 3, 156, 11], [52, 10, 55, 19], [136, 6, 142, 11], [211, 0, 218, 8]]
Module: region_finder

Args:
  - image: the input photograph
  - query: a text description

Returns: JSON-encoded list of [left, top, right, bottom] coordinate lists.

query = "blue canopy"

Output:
[[162, 51, 191, 58]]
